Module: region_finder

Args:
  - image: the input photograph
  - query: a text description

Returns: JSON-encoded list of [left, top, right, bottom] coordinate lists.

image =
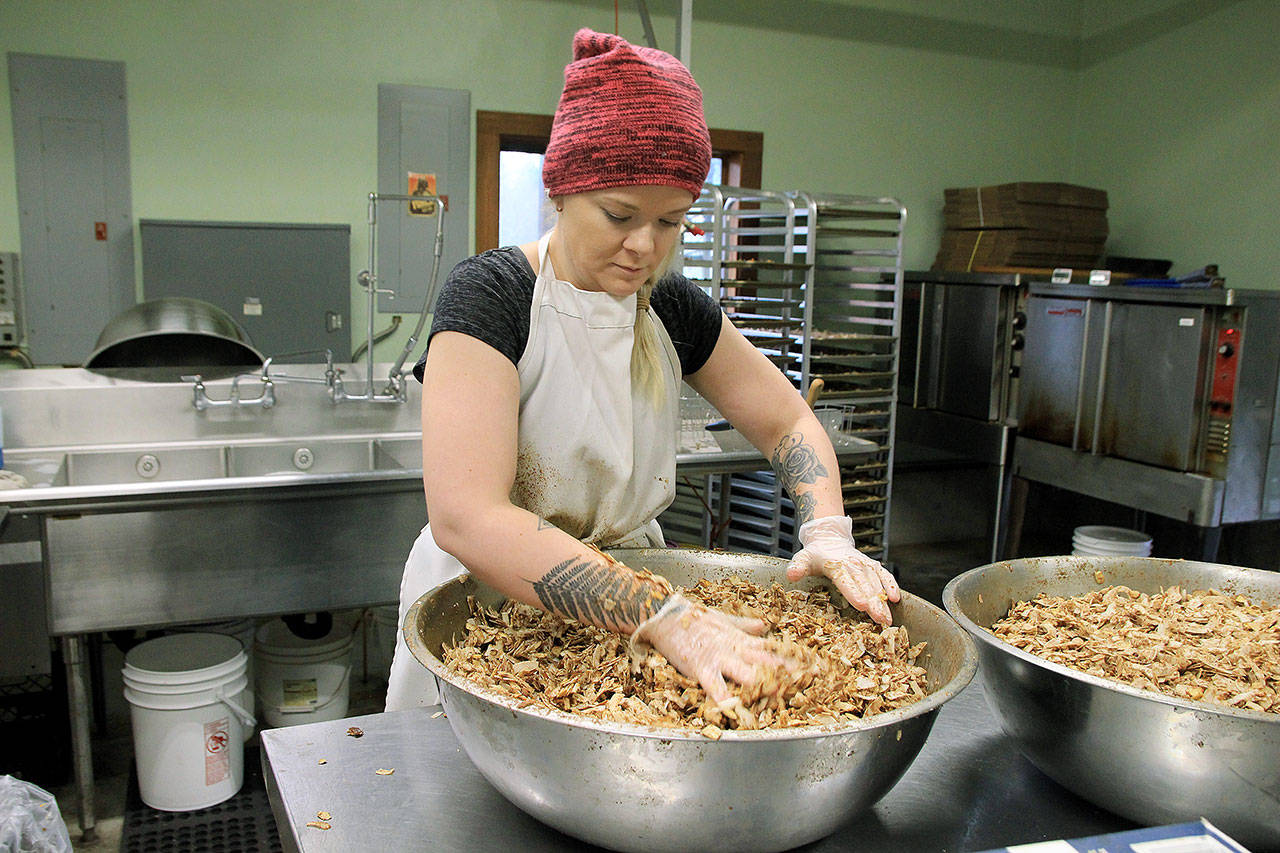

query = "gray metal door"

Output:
[[376, 85, 470, 314], [1019, 296, 1097, 448], [8, 53, 134, 365], [935, 285, 1007, 421], [1100, 302, 1209, 470]]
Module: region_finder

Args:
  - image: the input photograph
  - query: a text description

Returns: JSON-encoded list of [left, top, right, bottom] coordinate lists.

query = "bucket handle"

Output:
[[214, 685, 257, 730], [274, 663, 352, 714]]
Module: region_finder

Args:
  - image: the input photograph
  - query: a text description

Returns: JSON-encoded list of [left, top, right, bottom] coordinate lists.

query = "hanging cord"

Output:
[[352, 314, 402, 363], [614, 0, 619, 33], [0, 347, 34, 368]]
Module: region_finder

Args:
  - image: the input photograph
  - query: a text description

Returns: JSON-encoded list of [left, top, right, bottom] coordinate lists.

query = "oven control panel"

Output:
[[1205, 309, 1243, 462]]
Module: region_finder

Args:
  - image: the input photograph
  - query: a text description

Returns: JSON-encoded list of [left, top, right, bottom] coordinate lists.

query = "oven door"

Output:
[[905, 281, 1015, 421], [1020, 295, 1211, 472], [1098, 301, 1210, 470]]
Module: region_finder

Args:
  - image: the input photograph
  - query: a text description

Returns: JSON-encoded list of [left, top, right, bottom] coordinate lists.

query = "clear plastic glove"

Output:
[[788, 515, 901, 625], [630, 592, 796, 706]]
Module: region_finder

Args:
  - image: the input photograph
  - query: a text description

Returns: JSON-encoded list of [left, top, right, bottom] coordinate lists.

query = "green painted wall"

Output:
[[1, 0, 1274, 365], [1074, 0, 1279, 288]]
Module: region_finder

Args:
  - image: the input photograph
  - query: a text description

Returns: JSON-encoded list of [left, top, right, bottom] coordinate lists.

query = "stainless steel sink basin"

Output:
[[2, 453, 70, 488], [228, 440, 369, 477], [69, 447, 227, 484], [373, 437, 421, 469], [2, 436, 423, 490], [226, 437, 422, 477]]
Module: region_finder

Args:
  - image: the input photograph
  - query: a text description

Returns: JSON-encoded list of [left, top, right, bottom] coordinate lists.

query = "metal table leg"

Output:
[[990, 428, 1014, 563], [1199, 525, 1223, 562], [62, 634, 97, 844], [715, 473, 732, 548], [1001, 475, 1030, 561]]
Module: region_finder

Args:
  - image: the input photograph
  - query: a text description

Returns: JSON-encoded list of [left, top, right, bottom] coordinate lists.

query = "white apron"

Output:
[[385, 234, 681, 708]]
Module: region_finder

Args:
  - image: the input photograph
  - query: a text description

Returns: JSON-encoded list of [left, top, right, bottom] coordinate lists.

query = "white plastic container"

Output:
[[122, 633, 255, 811], [1072, 525, 1153, 557], [170, 618, 257, 741], [254, 617, 354, 728]]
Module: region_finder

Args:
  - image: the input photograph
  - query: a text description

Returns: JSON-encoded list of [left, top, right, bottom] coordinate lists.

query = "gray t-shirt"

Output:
[[414, 246, 723, 382]]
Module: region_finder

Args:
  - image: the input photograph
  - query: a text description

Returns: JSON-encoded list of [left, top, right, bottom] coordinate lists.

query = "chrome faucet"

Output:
[[185, 371, 276, 411], [185, 189, 444, 411]]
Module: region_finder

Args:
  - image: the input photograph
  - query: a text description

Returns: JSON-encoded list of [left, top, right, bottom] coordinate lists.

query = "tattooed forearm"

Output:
[[531, 556, 670, 633], [772, 432, 828, 526], [793, 492, 817, 526], [771, 433, 828, 493]]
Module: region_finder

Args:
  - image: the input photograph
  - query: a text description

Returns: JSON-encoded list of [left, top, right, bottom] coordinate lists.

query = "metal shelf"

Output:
[[673, 187, 906, 561]]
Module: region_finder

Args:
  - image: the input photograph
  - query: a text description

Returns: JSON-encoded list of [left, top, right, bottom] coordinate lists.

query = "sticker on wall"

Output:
[[408, 172, 437, 215], [243, 297, 263, 316]]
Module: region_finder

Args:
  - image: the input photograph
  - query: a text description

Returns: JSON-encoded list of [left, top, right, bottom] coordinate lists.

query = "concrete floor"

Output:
[[890, 536, 992, 608]]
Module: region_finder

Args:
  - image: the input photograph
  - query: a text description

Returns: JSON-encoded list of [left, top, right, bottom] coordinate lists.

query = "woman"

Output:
[[385, 28, 899, 711]]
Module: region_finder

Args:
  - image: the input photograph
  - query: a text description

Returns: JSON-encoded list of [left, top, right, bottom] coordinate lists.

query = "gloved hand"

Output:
[[788, 515, 901, 625], [630, 592, 799, 707]]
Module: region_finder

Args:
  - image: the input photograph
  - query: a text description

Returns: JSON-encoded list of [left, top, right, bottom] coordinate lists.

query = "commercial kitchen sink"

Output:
[[4, 436, 423, 489]]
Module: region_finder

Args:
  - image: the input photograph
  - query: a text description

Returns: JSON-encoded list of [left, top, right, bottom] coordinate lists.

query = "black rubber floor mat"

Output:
[[121, 744, 283, 853]]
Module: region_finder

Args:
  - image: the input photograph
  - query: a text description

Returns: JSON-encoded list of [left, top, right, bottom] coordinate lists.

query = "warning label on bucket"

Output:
[[283, 677, 319, 707], [204, 717, 230, 786]]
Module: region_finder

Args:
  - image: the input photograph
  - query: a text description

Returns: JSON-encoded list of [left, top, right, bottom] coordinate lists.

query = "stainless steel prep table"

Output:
[[260, 669, 1133, 852]]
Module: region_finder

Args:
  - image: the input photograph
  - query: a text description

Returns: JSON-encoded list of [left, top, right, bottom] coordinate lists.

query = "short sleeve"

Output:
[[413, 247, 535, 382], [650, 273, 723, 375]]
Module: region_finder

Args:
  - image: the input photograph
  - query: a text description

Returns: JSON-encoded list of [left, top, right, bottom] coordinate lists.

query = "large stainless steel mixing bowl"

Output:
[[943, 556, 1280, 850], [405, 548, 977, 853], [86, 296, 263, 374]]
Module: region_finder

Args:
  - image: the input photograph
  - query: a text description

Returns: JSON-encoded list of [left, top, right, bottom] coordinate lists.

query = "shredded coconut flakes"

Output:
[[442, 576, 929, 732], [990, 585, 1279, 714]]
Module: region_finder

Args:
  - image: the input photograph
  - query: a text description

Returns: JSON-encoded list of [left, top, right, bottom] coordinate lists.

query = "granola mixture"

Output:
[[991, 585, 1279, 714], [442, 576, 929, 732]]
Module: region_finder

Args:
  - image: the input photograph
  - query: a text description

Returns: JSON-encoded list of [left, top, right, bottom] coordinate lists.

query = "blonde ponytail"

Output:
[[631, 240, 682, 408]]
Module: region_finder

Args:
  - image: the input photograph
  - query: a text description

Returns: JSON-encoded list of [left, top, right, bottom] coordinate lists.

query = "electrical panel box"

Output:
[[0, 253, 22, 347]]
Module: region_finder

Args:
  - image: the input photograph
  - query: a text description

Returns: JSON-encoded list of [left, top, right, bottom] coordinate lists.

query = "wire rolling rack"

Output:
[[658, 186, 905, 563]]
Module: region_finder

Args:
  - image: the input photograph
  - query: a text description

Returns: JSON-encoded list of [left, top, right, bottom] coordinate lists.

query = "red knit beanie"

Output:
[[542, 29, 711, 201]]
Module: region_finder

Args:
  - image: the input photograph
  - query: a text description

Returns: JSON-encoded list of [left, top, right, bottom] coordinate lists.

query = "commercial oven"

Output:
[[896, 272, 1030, 559], [896, 272, 1034, 560], [1014, 283, 1280, 533], [900, 271, 1028, 424]]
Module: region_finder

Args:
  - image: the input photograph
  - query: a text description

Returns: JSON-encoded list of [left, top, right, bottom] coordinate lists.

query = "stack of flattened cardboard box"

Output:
[[932, 182, 1108, 271]]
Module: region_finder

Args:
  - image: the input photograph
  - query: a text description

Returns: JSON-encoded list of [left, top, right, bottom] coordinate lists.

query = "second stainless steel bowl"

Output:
[[86, 296, 263, 373], [943, 555, 1280, 850]]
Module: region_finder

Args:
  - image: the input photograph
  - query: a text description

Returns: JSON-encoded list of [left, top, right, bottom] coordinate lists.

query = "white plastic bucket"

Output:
[[1072, 525, 1153, 557], [254, 617, 354, 728], [171, 618, 257, 741], [122, 633, 255, 811]]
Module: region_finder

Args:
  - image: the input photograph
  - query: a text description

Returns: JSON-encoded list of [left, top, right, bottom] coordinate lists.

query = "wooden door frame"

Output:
[[475, 110, 763, 252]]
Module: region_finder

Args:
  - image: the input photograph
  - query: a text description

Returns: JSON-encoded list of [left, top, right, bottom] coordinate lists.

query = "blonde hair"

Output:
[[631, 239, 682, 408]]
